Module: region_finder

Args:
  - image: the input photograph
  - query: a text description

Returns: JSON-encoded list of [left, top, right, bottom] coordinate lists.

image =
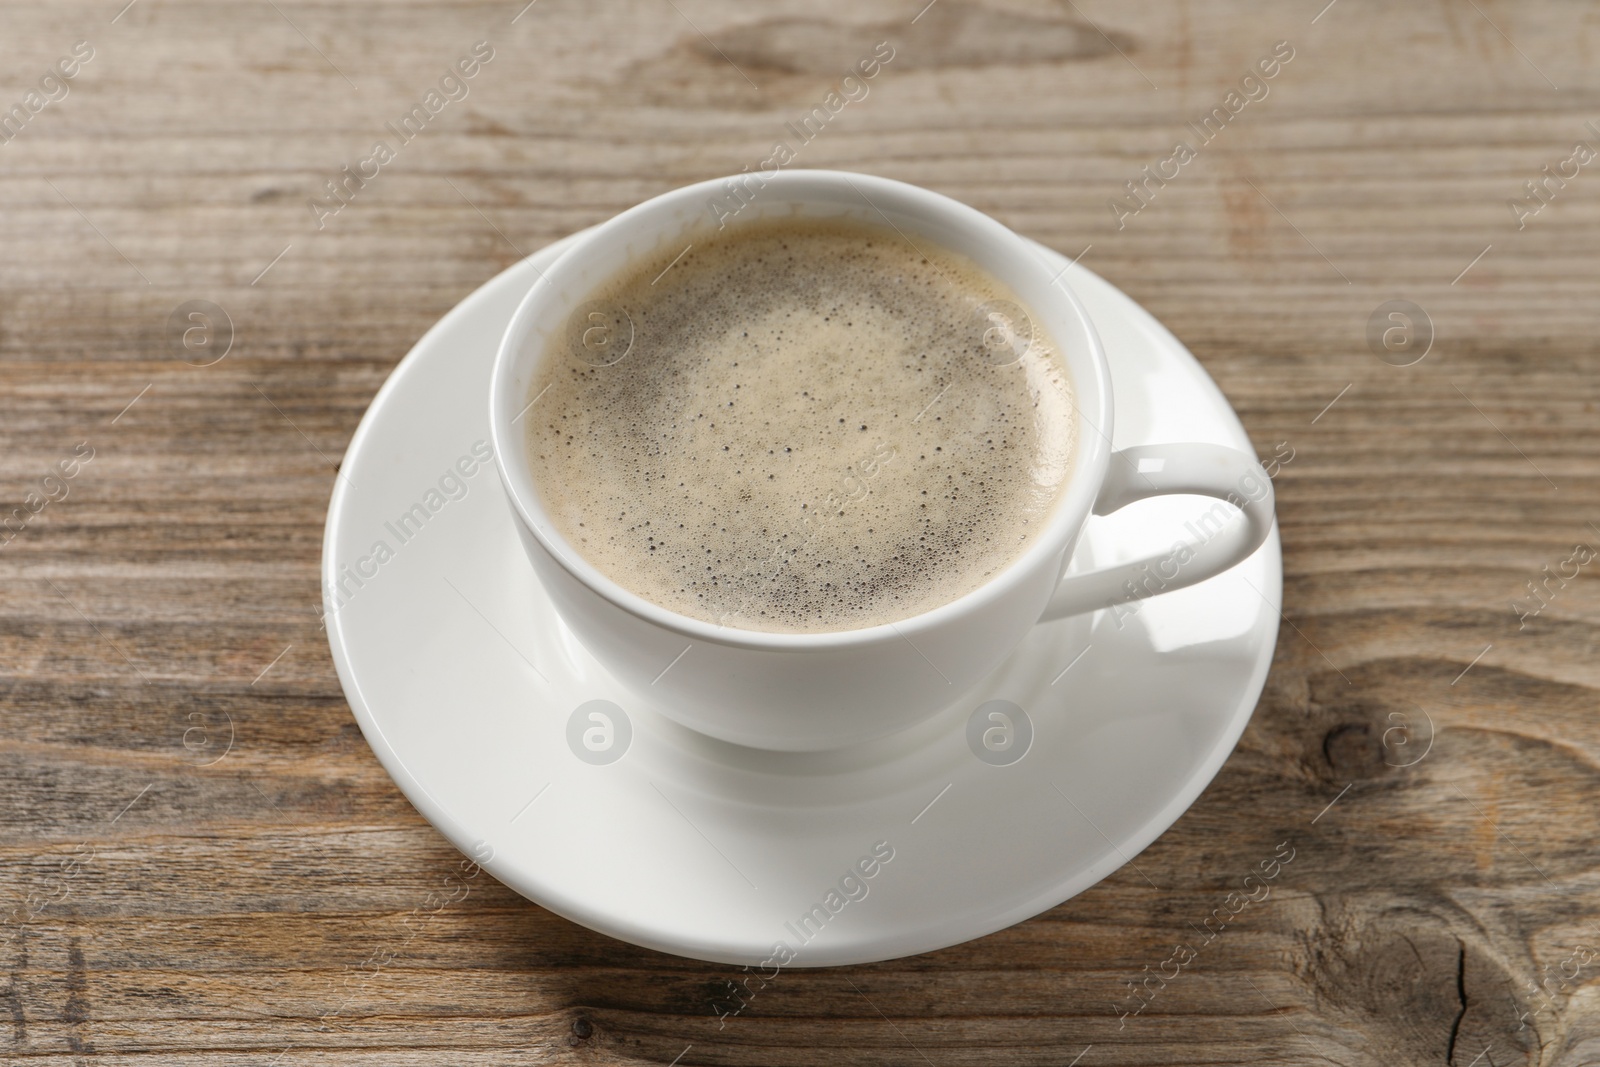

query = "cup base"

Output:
[[323, 229, 1282, 966]]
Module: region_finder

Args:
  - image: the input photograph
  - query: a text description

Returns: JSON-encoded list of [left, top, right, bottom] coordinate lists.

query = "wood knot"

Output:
[[1318, 700, 1436, 780], [1322, 720, 1387, 778], [709, 3, 1126, 75], [618, 2, 1131, 110]]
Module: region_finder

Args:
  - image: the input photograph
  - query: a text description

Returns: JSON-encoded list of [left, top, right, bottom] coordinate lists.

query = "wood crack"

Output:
[[1446, 941, 1467, 1065]]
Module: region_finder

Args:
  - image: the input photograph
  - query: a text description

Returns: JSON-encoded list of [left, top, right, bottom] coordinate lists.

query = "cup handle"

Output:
[[1038, 443, 1276, 623]]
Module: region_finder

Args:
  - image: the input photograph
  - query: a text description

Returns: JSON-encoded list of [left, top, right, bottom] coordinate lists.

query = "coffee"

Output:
[[523, 217, 1075, 633]]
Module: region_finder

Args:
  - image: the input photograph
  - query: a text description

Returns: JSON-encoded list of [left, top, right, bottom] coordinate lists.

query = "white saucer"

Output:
[[323, 231, 1282, 967]]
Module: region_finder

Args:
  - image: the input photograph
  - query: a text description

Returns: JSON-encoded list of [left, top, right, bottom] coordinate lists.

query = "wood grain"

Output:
[[2, 0, 1598, 1063]]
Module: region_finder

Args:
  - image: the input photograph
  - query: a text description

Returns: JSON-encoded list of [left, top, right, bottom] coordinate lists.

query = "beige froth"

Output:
[[525, 218, 1075, 633]]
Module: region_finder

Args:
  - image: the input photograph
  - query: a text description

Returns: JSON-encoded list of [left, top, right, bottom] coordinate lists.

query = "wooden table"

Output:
[[3, 1, 1596, 1063]]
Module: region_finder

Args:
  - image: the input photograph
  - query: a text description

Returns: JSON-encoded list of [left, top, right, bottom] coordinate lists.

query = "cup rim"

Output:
[[489, 169, 1113, 651]]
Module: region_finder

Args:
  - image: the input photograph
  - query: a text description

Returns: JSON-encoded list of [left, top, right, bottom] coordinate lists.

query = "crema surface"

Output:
[[525, 218, 1075, 633]]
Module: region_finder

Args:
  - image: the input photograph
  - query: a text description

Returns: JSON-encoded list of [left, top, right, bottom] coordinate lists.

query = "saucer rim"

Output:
[[322, 230, 1282, 966]]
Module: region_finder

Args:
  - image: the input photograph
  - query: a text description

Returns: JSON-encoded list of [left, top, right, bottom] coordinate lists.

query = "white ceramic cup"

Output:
[[490, 170, 1274, 751]]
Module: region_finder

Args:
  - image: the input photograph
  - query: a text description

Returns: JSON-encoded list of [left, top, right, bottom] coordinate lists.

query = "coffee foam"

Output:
[[525, 217, 1075, 633]]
